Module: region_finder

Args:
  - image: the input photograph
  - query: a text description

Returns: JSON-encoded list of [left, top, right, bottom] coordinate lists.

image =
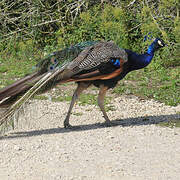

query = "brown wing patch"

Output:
[[72, 70, 100, 79], [71, 67, 123, 82], [58, 58, 126, 84]]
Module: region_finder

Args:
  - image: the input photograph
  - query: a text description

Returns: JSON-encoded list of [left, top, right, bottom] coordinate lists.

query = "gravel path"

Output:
[[0, 95, 180, 180]]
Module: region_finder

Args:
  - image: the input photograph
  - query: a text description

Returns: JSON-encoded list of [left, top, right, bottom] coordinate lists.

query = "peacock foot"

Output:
[[64, 122, 81, 129], [64, 122, 73, 129]]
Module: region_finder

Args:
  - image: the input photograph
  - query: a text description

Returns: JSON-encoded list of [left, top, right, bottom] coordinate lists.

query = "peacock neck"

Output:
[[126, 41, 156, 71], [147, 40, 156, 56]]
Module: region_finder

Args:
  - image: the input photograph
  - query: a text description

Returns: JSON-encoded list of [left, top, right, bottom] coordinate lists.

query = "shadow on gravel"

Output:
[[1, 113, 180, 140]]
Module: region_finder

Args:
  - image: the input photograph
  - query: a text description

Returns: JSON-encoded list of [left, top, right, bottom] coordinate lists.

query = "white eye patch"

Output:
[[158, 40, 163, 46]]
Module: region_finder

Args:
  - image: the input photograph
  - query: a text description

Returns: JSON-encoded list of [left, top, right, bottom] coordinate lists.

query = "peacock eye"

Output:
[[49, 66, 54, 70], [158, 40, 163, 46]]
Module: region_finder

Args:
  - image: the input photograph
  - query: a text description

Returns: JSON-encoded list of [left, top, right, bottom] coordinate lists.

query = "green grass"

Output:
[[158, 118, 180, 128], [34, 95, 49, 100], [0, 52, 37, 88], [52, 95, 72, 102], [113, 64, 180, 106], [79, 94, 115, 112], [78, 94, 97, 106]]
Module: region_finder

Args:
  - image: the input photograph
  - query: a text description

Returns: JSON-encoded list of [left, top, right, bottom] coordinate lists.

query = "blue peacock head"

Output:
[[152, 38, 166, 51], [144, 33, 166, 52]]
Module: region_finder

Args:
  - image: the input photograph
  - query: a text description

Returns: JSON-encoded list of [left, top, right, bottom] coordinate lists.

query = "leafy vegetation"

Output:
[[158, 119, 180, 128], [0, 0, 179, 106], [113, 66, 180, 106]]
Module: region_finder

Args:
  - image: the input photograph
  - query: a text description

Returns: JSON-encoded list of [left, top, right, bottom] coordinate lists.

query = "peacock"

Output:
[[0, 37, 165, 130]]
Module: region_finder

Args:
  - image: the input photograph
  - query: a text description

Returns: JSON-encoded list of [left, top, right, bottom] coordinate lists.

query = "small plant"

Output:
[[158, 119, 180, 128]]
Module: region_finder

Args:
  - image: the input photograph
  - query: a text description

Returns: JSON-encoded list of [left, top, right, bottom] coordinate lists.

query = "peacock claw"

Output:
[[64, 123, 73, 129], [64, 123, 81, 130]]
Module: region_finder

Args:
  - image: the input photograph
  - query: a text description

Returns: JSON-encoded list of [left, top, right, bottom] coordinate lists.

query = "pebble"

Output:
[[14, 145, 22, 151]]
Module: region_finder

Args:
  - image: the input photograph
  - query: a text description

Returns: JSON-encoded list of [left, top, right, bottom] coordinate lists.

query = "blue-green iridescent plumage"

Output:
[[35, 41, 99, 73]]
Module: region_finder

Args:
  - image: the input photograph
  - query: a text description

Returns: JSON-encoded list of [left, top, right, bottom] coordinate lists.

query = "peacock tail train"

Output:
[[0, 41, 98, 131]]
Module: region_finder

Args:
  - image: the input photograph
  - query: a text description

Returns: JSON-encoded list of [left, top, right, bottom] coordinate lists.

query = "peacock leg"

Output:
[[64, 82, 90, 128], [98, 85, 112, 126]]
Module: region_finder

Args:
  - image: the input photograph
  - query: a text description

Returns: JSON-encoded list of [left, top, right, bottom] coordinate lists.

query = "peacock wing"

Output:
[[63, 41, 128, 81]]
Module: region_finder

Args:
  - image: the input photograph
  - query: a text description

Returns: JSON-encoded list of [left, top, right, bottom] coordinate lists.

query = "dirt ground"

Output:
[[0, 94, 180, 180]]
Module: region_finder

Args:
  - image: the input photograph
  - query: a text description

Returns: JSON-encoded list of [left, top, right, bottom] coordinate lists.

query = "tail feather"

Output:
[[0, 72, 39, 101], [0, 71, 54, 128], [0, 41, 100, 133], [0, 72, 47, 104], [0, 92, 24, 108], [0, 66, 70, 131], [0, 65, 71, 109]]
